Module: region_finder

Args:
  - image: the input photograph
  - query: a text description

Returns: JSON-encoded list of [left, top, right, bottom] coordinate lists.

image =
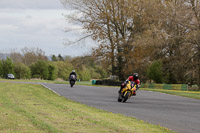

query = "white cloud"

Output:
[[0, 0, 63, 9], [0, 4, 95, 56]]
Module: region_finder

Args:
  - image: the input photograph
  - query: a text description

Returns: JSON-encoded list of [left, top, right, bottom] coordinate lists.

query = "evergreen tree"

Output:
[[58, 54, 64, 61], [51, 55, 57, 61], [147, 60, 163, 83]]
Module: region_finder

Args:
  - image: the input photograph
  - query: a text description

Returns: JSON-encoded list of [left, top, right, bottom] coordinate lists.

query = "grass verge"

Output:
[[0, 79, 91, 85], [141, 88, 200, 100], [0, 82, 174, 133]]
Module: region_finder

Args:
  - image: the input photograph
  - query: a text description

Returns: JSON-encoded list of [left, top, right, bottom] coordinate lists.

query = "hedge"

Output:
[[93, 79, 122, 86], [141, 83, 188, 91], [92, 80, 188, 91]]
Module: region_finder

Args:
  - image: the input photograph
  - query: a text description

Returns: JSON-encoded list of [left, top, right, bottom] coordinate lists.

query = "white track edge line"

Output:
[[41, 83, 61, 96]]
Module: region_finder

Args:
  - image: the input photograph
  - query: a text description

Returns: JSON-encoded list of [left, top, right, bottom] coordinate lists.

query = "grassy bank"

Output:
[[0, 82, 174, 133], [0, 78, 91, 85]]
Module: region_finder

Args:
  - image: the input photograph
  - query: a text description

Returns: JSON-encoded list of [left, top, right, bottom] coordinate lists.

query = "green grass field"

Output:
[[0, 82, 174, 133], [141, 88, 200, 100]]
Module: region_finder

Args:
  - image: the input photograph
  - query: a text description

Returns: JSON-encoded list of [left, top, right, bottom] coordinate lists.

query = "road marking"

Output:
[[41, 83, 61, 96]]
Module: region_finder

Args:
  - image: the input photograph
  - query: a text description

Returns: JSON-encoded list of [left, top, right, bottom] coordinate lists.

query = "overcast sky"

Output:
[[0, 0, 95, 57]]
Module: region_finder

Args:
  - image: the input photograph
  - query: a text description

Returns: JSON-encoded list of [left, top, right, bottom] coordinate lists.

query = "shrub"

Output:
[[55, 61, 73, 80], [147, 60, 163, 83], [30, 60, 49, 80], [14, 63, 31, 79], [2, 57, 15, 78], [95, 66, 107, 79], [48, 63, 57, 80], [78, 69, 91, 81], [0, 60, 3, 77]]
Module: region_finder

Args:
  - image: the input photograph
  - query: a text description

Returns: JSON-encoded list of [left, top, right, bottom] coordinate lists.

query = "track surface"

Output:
[[42, 83, 200, 133]]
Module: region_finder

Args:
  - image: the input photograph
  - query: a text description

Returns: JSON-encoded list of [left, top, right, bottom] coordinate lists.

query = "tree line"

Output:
[[0, 48, 107, 81], [62, 0, 200, 90]]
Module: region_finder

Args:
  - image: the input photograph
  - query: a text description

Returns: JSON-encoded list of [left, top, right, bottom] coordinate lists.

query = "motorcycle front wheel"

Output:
[[123, 91, 130, 102]]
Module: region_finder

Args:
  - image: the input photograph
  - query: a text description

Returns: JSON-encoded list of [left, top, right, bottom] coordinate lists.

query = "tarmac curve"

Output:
[[42, 83, 200, 133]]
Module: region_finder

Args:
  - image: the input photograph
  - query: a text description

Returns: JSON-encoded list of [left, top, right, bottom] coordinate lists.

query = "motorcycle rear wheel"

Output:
[[118, 96, 122, 102], [70, 80, 75, 87]]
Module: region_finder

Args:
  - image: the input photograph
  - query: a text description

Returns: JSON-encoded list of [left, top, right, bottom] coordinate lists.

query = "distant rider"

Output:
[[118, 73, 140, 96], [69, 70, 77, 80]]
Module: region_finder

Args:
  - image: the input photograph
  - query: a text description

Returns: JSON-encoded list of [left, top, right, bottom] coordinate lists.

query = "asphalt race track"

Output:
[[42, 83, 200, 133]]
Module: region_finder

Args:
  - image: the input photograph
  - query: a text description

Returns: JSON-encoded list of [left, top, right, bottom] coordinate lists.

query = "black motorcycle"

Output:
[[69, 74, 76, 87]]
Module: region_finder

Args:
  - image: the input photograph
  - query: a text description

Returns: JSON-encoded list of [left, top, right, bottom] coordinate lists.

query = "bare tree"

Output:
[[21, 47, 48, 66], [62, 0, 200, 87], [61, 0, 154, 80], [10, 52, 23, 63], [185, 0, 200, 89], [144, 0, 200, 88]]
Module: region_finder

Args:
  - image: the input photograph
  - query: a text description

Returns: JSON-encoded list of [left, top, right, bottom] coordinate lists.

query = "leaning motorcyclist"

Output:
[[118, 73, 140, 96], [69, 70, 77, 80]]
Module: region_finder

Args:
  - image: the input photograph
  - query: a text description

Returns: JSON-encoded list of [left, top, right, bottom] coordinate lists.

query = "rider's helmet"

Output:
[[133, 73, 139, 80], [72, 70, 75, 73]]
